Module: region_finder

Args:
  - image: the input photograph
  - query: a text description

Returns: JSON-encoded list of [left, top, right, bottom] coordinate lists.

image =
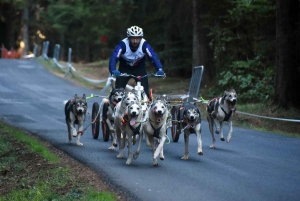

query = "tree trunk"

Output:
[[274, 0, 300, 108], [23, 3, 29, 56], [192, 0, 200, 70], [192, 0, 215, 87]]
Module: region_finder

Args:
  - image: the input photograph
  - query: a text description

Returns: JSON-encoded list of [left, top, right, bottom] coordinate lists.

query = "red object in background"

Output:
[[101, 36, 107, 43], [1, 45, 21, 59]]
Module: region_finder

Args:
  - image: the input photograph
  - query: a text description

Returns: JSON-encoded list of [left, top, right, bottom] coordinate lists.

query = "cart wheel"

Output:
[[101, 119, 110, 142], [91, 102, 100, 139], [101, 102, 110, 142], [171, 106, 180, 142]]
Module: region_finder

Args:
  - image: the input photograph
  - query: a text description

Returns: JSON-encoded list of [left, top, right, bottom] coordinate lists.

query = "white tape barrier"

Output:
[[53, 58, 67, 69], [172, 95, 300, 123], [235, 111, 300, 123], [52, 56, 107, 84]]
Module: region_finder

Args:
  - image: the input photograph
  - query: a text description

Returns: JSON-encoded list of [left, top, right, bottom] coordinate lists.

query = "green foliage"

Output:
[[218, 58, 274, 102], [2, 0, 277, 99], [205, 0, 275, 102]]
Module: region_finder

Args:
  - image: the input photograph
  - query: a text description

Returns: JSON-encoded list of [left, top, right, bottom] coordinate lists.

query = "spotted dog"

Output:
[[143, 100, 169, 166], [206, 89, 237, 149], [101, 87, 125, 150], [178, 102, 202, 160], [119, 102, 144, 165], [64, 94, 87, 146]]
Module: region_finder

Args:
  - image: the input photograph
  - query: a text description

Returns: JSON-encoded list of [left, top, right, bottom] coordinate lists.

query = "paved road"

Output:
[[0, 59, 300, 201]]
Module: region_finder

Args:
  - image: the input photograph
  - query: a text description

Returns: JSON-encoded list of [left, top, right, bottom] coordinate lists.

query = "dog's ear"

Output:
[[221, 91, 227, 104], [74, 94, 78, 99], [82, 94, 86, 100]]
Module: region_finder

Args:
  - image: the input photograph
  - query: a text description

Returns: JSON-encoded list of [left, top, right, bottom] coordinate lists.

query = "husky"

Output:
[[206, 89, 237, 149], [119, 102, 144, 165], [143, 100, 169, 166], [114, 92, 139, 159], [101, 87, 125, 149], [64, 94, 87, 146], [178, 102, 202, 160]]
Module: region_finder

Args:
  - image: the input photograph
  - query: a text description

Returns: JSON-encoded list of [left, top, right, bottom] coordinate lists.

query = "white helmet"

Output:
[[127, 26, 143, 37]]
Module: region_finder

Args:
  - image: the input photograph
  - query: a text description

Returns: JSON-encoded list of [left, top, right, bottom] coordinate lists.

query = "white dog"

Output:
[[114, 92, 139, 159], [206, 89, 237, 149], [143, 100, 169, 166], [119, 102, 144, 165]]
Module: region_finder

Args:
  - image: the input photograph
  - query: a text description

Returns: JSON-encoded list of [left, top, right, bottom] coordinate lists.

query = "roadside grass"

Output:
[[38, 58, 107, 90], [0, 122, 116, 201], [233, 103, 300, 137]]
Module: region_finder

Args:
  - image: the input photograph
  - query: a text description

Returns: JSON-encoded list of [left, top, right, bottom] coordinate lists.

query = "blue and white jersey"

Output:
[[121, 38, 146, 66], [109, 38, 163, 73]]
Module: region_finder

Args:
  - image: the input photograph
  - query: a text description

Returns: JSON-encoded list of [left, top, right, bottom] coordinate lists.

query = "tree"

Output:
[[22, 0, 29, 55], [192, 0, 215, 86], [274, 0, 300, 108]]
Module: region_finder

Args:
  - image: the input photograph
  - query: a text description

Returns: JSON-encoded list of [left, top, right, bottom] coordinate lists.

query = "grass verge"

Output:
[[0, 122, 118, 201]]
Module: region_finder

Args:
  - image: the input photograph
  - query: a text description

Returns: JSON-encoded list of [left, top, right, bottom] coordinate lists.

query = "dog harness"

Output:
[[150, 122, 163, 138], [221, 107, 232, 121], [129, 124, 142, 135], [207, 97, 232, 121]]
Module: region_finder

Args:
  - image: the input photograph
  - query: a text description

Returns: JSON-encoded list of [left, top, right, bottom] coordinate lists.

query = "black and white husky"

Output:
[[64, 94, 87, 146], [206, 89, 237, 149], [178, 102, 202, 160], [101, 87, 125, 149]]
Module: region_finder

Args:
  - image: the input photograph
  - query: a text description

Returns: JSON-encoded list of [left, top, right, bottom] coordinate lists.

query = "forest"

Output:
[[0, 0, 299, 108]]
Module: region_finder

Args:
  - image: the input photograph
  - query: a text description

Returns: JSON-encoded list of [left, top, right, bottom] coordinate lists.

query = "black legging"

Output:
[[115, 66, 151, 100]]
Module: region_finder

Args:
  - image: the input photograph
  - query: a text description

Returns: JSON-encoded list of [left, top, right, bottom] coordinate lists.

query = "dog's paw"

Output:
[[160, 156, 165, 160], [220, 138, 225, 141], [73, 133, 78, 137], [117, 154, 124, 159], [113, 143, 118, 147], [108, 146, 115, 150], [126, 159, 132, 165], [210, 145, 216, 149], [133, 152, 139, 160], [215, 129, 220, 134], [181, 155, 189, 160], [153, 158, 159, 166], [77, 142, 83, 146], [198, 151, 204, 155]]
